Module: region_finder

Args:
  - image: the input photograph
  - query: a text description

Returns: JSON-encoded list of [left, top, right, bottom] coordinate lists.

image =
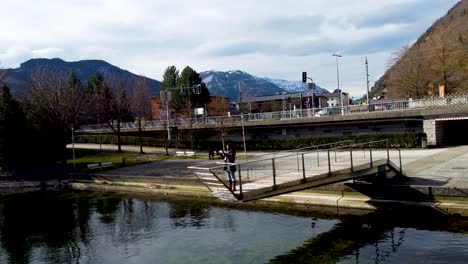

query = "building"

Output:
[[207, 95, 230, 116], [150, 95, 230, 120], [241, 91, 349, 114]]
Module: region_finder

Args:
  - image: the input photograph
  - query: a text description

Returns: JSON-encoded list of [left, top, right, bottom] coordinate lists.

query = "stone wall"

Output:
[[423, 119, 446, 146]]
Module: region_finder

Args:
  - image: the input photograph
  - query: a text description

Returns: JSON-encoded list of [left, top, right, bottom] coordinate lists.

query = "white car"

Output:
[[314, 107, 340, 117]]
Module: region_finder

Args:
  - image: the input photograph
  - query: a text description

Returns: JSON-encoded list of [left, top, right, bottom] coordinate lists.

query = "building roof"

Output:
[[243, 92, 338, 103]]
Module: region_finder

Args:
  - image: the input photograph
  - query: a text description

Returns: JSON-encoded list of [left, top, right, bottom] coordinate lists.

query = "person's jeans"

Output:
[[226, 171, 236, 182]]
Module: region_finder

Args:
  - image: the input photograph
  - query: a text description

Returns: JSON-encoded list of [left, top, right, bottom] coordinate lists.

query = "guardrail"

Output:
[[79, 94, 468, 132]]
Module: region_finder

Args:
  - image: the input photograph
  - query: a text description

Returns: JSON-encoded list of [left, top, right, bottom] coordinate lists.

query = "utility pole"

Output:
[[365, 57, 370, 106], [239, 81, 247, 160], [238, 81, 242, 113], [332, 54, 343, 114]]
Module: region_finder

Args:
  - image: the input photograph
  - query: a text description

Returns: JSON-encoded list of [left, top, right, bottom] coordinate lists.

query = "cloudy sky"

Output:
[[0, 0, 460, 97]]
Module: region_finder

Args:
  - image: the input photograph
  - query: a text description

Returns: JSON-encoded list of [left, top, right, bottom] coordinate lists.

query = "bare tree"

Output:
[[427, 29, 468, 94], [105, 75, 133, 152], [386, 46, 429, 98], [25, 69, 92, 162], [130, 76, 152, 153]]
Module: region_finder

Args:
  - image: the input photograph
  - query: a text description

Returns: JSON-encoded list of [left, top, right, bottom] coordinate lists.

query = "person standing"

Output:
[[219, 144, 237, 191], [208, 146, 215, 160]]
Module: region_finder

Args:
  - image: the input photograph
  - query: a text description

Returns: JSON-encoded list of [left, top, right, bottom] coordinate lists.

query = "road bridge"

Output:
[[78, 94, 468, 146]]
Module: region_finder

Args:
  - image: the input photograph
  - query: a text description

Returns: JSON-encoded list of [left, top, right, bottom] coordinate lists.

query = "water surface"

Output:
[[0, 191, 467, 264]]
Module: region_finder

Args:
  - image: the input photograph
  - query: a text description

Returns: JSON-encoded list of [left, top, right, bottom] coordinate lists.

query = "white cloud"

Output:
[[0, 0, 460, 96]]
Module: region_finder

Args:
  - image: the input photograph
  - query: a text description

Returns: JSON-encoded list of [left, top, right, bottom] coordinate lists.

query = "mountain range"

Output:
[[4, 58, 161, 96], [3, 58, 330, 100]]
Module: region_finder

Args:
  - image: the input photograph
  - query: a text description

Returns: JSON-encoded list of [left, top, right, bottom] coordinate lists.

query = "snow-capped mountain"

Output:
[[264, 77, 329, 94], [200, 70, 329, 101], [200, 70, 285, 101]]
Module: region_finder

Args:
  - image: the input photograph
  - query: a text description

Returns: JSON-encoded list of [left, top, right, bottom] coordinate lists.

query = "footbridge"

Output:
[[188, 140, 404, 202]]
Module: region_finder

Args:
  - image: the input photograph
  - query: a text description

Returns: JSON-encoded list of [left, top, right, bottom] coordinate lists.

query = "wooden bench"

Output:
[[87, 163, 100, 170], [136, 156, 147, 162], [101, 162, 113, 168], [175, 151, 196, 157]]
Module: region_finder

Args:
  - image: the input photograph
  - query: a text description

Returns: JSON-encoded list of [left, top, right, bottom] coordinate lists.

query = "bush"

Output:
[[76, 132, 420, 151]]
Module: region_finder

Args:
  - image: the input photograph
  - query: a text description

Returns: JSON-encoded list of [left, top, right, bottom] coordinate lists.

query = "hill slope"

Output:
[[4, 58, 161, 95], [371, 0, 468, 98]]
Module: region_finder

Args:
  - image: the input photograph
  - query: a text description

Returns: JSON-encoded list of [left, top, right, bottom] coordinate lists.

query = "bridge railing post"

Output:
[[238, 164, 243, 197], [334, 146, 337, 162], [399, 149, 402, 174], [386, 139, 390, 163], [296, 152, 300, 172], [302, 153, 306, 182], [272, 158, 277, 190], [350, 145, 354, 172], [327, 150, 331, 176], [369, 143, 373, 168], [317, 146, 320, 167]]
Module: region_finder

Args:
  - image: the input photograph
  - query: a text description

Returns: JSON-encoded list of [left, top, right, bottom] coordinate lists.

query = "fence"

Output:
[[79, 94, 468, 132]]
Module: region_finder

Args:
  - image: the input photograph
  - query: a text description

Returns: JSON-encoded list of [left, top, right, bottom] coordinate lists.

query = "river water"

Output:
[[0, 191, 467, 264]]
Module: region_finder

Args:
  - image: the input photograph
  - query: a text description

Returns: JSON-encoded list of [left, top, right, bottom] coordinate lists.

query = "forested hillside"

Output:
[[371, 0, 468, 98]]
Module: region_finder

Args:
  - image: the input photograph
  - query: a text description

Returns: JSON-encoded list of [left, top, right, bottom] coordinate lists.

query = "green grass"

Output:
[[66, 149, 167, 173]]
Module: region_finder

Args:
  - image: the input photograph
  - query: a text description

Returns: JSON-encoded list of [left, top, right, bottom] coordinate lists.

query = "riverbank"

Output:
[[2, 144, 468, 216], [62, 174, 468, 216], [1, 173, 468, 216]]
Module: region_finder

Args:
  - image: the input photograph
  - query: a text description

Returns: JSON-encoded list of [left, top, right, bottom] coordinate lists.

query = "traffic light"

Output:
[[302, 72, 307, 83]]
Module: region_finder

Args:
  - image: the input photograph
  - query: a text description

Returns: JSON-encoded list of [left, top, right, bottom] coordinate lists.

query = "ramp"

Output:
[[189, 140, 404, 202]]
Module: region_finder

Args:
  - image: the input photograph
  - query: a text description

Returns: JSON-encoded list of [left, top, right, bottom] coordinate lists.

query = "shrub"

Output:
[[76, 132, 420, 151]]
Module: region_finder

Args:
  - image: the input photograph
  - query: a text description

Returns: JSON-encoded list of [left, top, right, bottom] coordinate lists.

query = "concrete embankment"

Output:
[[64, 172, 468, 216]]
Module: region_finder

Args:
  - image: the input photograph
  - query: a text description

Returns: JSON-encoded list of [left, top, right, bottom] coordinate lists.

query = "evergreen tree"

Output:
[[171, 66, 211, 115], [0, 84, 26, 169], [161, 66, 179, 90]]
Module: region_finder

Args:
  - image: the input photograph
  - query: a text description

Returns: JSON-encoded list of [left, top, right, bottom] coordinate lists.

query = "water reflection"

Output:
[[269, 207, 468, 263], [169, 202, 210, 228], [0, 191, 466, 264]]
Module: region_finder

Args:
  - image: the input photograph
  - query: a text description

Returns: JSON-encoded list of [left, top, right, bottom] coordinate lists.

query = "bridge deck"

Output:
[[189, 141, 403, 202]]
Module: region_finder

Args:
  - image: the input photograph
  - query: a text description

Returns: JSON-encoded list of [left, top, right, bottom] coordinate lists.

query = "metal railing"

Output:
[[79, 93, 468, 132], [206, 139, 402, 199]]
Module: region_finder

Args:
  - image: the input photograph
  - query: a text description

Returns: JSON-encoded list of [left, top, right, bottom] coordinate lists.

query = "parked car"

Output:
[[314, 107, 340, 116]]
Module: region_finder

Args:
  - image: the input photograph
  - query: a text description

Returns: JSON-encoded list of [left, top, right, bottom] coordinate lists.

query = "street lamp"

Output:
[[181, 84, 202, 150], [160, 89, 172, 140], [71, 125, 76, 169], [332, 53, 343, 114]]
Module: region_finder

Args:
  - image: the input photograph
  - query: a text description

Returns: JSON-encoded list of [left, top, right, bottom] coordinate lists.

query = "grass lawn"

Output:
[[66, 149, 168, 173]]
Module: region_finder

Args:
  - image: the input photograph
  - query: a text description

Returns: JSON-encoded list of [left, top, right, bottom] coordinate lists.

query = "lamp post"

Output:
[[239, 82, 247, 160], [71, 125, 76, 169], [181, 84, 201, 150], [332, 53, 343, 114], [161, 89, 172, 140]]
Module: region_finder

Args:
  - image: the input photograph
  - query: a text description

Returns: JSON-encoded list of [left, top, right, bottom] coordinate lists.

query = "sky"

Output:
[[0, 0, 461, 97]]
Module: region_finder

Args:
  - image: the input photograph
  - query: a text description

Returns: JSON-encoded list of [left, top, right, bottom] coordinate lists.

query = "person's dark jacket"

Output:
[[220, 150, 236, 172]]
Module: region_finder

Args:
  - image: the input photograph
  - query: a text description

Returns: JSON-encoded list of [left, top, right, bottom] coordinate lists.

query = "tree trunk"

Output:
[[138, 119, 144, 154], [117, 121, 122, 152]]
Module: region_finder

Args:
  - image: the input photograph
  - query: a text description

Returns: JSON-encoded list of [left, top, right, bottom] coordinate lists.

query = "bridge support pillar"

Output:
[[423, 119, 445, 146]]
